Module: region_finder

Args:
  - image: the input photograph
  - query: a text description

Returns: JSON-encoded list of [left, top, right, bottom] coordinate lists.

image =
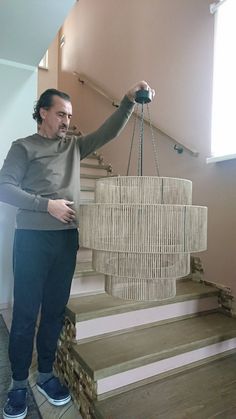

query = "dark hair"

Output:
[[32, 88, 71, 124]]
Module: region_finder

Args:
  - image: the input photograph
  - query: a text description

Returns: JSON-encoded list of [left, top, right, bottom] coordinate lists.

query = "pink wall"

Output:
[[58, 0, 236, 295]]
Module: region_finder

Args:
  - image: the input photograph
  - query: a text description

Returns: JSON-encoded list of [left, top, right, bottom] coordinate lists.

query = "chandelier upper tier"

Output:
[[80, 89, 207, 301]]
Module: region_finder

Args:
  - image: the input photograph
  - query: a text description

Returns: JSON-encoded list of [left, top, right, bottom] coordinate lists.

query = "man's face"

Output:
[[40, 95, 72, 139]]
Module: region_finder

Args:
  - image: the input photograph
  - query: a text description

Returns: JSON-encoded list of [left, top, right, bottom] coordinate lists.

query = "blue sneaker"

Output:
[[36, 376, 71, 406], [3, 388, 27, 419]]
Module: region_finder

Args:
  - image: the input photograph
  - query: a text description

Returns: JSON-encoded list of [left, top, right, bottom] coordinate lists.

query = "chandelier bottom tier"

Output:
[[80, 176, 207, 301]]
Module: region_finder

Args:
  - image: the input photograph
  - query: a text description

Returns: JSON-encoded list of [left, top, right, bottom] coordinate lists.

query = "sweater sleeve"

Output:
[[0, 141, 49, 211], [78, 95, 135, 160]]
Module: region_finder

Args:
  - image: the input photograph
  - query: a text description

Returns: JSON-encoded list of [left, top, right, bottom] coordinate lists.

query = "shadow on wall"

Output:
[[0, 203, 16, 307]]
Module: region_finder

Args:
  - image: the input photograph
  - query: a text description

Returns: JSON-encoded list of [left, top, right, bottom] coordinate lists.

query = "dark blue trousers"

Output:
[[9, 229, 79, 381]]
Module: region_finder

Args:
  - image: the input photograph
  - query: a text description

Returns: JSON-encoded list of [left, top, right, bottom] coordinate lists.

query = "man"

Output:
[[0, 80, 154, 419]]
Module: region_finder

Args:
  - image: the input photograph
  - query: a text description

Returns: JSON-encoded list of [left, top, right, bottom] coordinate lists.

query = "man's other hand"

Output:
[[48, 199, 76, 223]]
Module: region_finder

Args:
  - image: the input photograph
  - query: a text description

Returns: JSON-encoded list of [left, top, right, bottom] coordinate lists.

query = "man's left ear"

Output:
[[39, 108, 46, 121]]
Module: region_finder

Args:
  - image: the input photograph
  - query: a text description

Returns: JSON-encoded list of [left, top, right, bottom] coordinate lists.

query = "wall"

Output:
[[59, 0, 236, 295], [0, 0, 76, 307], [38, 34, 59, 97], [0, 61, 37, 308]]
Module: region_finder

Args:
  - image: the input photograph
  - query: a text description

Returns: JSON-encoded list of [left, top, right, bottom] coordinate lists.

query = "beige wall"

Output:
[[58, 0, 236, 295]]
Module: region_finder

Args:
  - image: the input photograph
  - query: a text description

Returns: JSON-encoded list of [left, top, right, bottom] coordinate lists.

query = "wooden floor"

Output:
[[0, 308, 82, 419], [94, 353, 236, 419]]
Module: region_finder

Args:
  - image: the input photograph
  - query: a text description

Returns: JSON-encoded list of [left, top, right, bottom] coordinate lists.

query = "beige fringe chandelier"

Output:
[[80, 90, 207, 301]]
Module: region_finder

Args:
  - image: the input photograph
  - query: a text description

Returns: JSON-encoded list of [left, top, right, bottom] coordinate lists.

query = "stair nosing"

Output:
[[66, 288, 219, 323], [80, 186, 95, 192], [81, 162, 111, 171], [80, 173, 108, 179], [73, 309, 219, 345], [71, 324, 236, 380], [73, 271, 103, 278], [87, 153, 103, 160], [93, 348, 236, 402]]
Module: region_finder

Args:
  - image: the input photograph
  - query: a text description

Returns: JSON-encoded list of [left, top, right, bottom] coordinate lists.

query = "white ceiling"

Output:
[[0, 0, 75, 66]]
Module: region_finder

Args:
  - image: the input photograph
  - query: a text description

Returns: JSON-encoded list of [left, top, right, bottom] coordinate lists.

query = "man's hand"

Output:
[[48, 199, 76, 223], [126, 80, 155, 103]]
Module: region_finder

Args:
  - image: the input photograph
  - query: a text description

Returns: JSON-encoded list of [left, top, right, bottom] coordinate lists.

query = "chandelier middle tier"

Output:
[[80, 176, 207, 300]]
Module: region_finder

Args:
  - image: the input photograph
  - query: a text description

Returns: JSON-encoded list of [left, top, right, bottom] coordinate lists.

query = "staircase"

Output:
[[71, 152, 111, 297], [55, 152, 236, 419]]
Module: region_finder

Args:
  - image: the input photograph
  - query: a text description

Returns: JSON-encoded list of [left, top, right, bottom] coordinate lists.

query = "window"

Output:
[[209, 0, 236, 162], [38, 51, 48, 70]]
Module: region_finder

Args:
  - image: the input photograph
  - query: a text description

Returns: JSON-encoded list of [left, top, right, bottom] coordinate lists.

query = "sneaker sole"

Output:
[[3, 407, 27, 419], [36, 385, 71, 406]]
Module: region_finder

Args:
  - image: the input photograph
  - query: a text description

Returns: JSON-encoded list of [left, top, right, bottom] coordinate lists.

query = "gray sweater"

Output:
[[0, 95, 134, 230]]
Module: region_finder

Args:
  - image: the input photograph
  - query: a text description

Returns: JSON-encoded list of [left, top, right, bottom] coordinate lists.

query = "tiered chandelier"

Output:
[[80, 90, 207, 301]]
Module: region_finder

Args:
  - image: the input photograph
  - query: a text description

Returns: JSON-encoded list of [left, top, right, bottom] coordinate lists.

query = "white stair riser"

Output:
[[81, 166, 108, 176], [74, 267, 93, 276], [80, 190, 94, 202], [70, 274, 104, 296], [77, 249, 93, 262], [80, 177, 96, 188], [83, 158, 103, 166], [75, 296, 218, 341], [97, 338, 236, 395]]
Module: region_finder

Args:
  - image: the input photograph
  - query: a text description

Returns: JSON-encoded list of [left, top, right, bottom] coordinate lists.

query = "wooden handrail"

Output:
[[74, 72, 199, 157]]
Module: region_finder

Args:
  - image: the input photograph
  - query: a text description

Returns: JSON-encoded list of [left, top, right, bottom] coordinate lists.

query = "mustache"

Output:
[[59, 124, 68, 129]]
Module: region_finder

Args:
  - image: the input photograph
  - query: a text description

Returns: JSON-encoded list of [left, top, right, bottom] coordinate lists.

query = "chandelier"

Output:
[[80, 90, 207, 300]]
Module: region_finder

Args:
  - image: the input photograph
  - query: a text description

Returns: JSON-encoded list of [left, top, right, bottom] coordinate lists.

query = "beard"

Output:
[[57, 125, 68, 139]]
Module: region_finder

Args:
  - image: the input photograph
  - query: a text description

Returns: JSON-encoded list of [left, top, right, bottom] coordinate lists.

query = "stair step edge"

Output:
[[87, 152, 103, 160], [93, 348, 236, 403], [80, 174, 108, 179], [80, 186, 95, 192], [81, 162, 111, 171], [74, 270, 103, 277], [73, 309, 220, 344], [66, 288, 219, 323], [70, 312, 236, 379], [72, 331, 236, 381]]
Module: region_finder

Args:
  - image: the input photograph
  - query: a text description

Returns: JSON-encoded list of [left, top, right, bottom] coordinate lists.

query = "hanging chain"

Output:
[[126, 97, 160, 177], [127, 105, 138, 176], [138, 103, 144, 176], [147, 103, 160, 176]]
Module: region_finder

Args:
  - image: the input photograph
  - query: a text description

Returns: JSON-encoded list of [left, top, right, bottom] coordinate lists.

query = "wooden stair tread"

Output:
[[71, 311, 236, 379], [80, 185, 95, 192], [87, 152, 103, 160], [75, 261, 93, 272], [66, 280, 219, 322], [80, 173, 107, 179], [81, 162, 111, 171], [93, 352, 236, 419], [79, 198, 95, 203], [73, 261, 103, 278]]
